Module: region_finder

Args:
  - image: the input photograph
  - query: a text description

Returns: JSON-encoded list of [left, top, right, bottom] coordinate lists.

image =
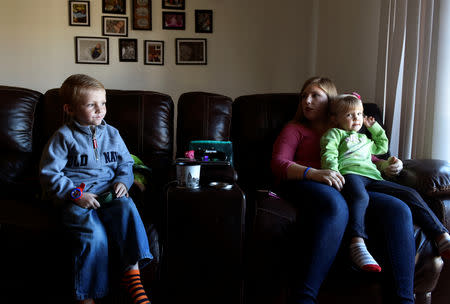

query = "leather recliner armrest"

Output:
[[392, 159, 450, 198]]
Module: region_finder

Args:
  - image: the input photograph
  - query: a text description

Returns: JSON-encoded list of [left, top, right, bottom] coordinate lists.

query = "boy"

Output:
[[40, 74, 153, 304], [320, 92, 450, 272]]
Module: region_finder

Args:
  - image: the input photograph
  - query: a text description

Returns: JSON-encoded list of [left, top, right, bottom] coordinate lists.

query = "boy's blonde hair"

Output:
[[329, 93, 363, 116], [293, 76, 338, 122], [60, 74, 105, 106]]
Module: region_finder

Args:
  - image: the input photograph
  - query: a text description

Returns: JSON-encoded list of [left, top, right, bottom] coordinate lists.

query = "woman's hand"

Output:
[[75, 192, 100, 209], [377, 156, 403, 177], [306, 168, 345, 191], [114, 182, 129, 198]]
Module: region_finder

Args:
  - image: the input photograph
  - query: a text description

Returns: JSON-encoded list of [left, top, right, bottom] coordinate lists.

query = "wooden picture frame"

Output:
[[69, 1, 90, 26], [144, 40, 164, 65], [162, 0, 185, 10], [195, 10, 212, 33], [162, 12, 185, 30], [75, 36, 109, 64], [102, 16, 128, 36], [132, 0, 152, 30], [175, 38, 207, 65], [119, 38, 138, 62], [102, 0, 126, 14]]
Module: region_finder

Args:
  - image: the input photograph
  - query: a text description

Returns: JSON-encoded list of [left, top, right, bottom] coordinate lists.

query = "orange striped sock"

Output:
[[122, 269, 151, 304]]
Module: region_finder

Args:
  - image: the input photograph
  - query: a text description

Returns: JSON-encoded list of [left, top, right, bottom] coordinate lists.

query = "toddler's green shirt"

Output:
[[320, 122, 388, 181]]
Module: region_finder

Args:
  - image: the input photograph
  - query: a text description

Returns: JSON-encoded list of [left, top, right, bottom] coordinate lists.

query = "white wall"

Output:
[[0, 0, 381, 103]]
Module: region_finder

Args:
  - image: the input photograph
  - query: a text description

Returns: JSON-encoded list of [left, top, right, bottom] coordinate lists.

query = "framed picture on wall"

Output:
[[144, 40, 164, 65], [162, 0, 185, 10], [132, 0, 152, 30], [162, 12, 185, 30], [175, 38, 207, 65], [102, 16, 128, 36], [119, 38, 138, 62], [75, 36, 109, 64], [195, 10, 212, 33], [103, 0, 126, 14], [69, 1, 90, 26]]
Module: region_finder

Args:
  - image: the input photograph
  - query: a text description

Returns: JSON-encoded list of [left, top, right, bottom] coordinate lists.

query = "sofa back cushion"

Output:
[[0, 86, 42, 184], [40, 88, 174, 169], [176, 92, 232, 158], [231, 93, 388, 194], [232, 94, 300, 193]]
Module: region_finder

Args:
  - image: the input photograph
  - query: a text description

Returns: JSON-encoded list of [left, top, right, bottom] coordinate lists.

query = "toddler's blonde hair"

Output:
[[329, 93, 363, 117]]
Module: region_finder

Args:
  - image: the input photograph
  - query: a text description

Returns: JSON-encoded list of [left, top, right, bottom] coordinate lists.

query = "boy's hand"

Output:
[[75, 192, 100, 209], [364, 116, 376, 128], [114, 182, 129, 198]]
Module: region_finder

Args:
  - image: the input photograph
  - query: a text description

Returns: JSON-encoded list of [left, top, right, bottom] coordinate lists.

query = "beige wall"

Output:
[[315, 0, 381, 105], [0, 0, 380, 103]]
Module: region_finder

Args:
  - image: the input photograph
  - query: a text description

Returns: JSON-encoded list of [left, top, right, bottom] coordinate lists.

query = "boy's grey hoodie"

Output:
[[39, 119, 134, 201]]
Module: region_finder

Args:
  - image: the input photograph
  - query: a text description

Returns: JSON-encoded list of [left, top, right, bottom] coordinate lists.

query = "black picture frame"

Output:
[[119, 38, 138, 62], [132, 0, 152, 30], [144, 40, 164, 65], [175, 38, 207, 65], [162, 0, 185, 10], [75, 36, 109, 64], [102, 16, 128, 36], [69, 1, 90, 26], [162, 12, 185, 30], [102, 0, 126, 14], [195, 10, 212, 33]]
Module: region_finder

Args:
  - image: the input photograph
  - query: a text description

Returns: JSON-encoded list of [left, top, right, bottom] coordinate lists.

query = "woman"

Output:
[[271, 77, 415, 304]]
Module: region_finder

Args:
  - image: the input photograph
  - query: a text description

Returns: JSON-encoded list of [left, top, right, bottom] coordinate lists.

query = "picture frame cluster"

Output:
[[70, 0, 210, 65]]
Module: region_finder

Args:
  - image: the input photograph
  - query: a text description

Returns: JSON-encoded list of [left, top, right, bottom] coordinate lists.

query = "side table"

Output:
[[164, 182, 246, 304]]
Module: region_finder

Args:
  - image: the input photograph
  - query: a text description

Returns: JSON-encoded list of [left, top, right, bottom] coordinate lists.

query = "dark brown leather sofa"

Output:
[[1, 86, 449, 304], [230, 93, 450, 304], [0, 85, 174, 303]]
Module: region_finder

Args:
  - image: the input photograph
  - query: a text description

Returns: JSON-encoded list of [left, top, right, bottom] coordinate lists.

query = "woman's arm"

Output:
[[271, 124, 345, 190], [271, 124, 303, 181]]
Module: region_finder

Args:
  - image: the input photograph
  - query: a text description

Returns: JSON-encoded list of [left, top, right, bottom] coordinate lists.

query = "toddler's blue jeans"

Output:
[[62, 197, 153, 300], [342, 174, 447, 240]]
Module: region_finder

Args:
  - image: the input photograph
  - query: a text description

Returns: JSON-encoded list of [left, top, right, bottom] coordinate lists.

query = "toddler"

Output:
[[320, 93, 450, 272]]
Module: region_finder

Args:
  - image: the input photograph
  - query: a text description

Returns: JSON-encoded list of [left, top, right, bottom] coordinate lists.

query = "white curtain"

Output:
[[376, 0, 449, 161]]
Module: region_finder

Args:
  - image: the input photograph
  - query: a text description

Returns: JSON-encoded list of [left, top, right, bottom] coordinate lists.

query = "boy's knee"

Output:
[[89, 228, 108, 249], [112, 197, 138, 213]]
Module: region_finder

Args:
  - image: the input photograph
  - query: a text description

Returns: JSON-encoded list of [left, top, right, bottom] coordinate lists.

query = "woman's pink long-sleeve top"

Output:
[[271, 122, 321, 182], [271, 122, 381, 183]]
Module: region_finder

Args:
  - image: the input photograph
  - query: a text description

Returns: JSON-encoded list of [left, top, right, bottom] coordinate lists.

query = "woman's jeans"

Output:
[[342, 174, 447, 240], [62, 197, 153, 300], [279, 180, 415, 304]]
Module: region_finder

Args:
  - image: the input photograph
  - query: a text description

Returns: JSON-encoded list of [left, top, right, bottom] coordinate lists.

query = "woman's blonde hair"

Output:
[[60, 74, 105, 106], [329, 93, 363, 116], [292, 76, 338, 122]]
